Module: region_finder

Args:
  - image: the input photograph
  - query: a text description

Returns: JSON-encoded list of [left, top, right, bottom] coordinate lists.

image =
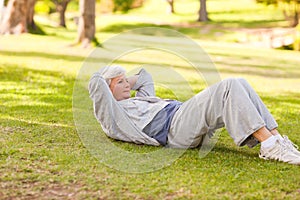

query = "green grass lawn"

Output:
[[1, 0, 300, 199]]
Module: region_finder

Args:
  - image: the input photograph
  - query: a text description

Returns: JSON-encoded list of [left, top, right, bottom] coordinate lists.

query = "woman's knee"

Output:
[[222, 77, 241, 85], [220, 78, 248, 92], [236, 77, 248, 85], [222, 77, 248, 85]]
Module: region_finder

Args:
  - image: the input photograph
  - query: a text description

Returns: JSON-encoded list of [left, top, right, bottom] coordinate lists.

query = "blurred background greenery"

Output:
[[1, 0, 300, 49]]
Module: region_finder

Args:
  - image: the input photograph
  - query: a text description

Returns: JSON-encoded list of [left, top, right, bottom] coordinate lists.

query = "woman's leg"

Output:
[[252, 127, 273, 142], [169, 78, 268, 148], [237, 78, 300, 157], [236, 78, 278, 132], [168, 78, 300, 164]]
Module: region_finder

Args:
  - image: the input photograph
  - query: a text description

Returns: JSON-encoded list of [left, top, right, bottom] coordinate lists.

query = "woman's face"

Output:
[[109, 74, 131, 101]]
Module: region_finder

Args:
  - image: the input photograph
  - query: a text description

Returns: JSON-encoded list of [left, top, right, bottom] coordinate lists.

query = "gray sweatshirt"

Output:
[[88, 69, 170, 146]]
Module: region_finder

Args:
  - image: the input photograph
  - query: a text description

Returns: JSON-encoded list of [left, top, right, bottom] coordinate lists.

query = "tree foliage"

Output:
[[256, 0, 277, 4], [99, 0, 144, 13], [3, 0, 9, 5], [257, 0, 300, 26], [113, 0, 135, 12]]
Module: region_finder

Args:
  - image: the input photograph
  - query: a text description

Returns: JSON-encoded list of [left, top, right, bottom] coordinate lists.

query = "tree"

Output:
[[76, 0, 96, 47], [53, 0, 71, 27], [0, 0, 36, 34], [165, 0, 175, 14], [197, 0, 209, 22], [256, 0, 300, 27], [280, 0, 300, 26], [113, 0, 134, 12]]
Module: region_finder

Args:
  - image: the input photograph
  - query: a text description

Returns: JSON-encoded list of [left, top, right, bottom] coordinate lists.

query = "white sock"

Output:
[[261, 136, 277, 149], [273, 134, 284, 141]]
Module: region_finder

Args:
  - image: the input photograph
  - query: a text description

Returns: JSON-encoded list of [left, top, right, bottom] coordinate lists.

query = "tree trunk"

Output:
[[292, 11, 299, 27], [76, 0, 96, 47], [26, 0, 36, 30], [282, 1, 300, 27], [166, 0, 175, 14], [197, 0, 208, 22], [0, 0, 36, 34], [291, 3, 299, 27], [55, 0, 70, 27], [0, 0, 5, 22]]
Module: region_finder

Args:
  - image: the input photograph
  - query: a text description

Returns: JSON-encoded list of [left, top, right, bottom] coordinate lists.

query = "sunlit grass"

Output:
[[1, 30, 300, 199], [0, 0, 300, 199]]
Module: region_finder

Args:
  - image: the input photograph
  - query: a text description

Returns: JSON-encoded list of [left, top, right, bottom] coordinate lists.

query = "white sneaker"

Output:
[[282, 135, 300, 157], [259, 139, 300, 165]]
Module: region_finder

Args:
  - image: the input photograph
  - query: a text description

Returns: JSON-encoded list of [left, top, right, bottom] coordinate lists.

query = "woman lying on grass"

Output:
[[88, 66, 300, 165]]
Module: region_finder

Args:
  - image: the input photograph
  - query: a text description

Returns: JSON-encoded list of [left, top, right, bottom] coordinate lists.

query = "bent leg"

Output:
[[236, 78, 278, 131], [168, 78, 277, 148]]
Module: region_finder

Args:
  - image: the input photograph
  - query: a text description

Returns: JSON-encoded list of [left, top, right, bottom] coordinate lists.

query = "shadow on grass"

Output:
[[210, 19, 286, 28], [28, 23, 47, 35], [0, 62, 73, 79], [0, 50, 86, 62], [100, 23, 175, 34], [215, 62, 300, 79], [1, 63, 300, 174], [261, 92, 300, 106], [99, 20, 286, 41], [1, 50, 297, 81], [35, 23, 79, 41], [99, 22, 229, 40], [0, 49, 211, 76], [0, 63, 74, 101], [208, 51, 300, 79], [210, 145, 258, 159], [207, 7, 287, 28], [2, 69, 73, 121]]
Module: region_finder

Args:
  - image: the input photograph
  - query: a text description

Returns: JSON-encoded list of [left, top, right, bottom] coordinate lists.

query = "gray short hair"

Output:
[[99, 65, 126, 86]]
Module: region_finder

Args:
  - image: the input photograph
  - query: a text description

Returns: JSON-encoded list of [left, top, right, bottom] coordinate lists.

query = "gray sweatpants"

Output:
[[168, 78, 278, 148]]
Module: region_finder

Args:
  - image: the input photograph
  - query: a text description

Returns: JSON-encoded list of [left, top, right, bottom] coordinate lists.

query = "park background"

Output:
[[0, 0, 300, 199]]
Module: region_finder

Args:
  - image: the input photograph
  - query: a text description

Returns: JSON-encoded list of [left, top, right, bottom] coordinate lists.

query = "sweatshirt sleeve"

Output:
[[88, 72, 160, 146], [131, 68, 155, 97], [88, 72, 132, 142]]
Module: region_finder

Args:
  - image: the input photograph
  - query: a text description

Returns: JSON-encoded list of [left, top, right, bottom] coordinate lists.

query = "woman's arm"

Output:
[[127, 75, 139, 90], [131, 69, 155, 97]]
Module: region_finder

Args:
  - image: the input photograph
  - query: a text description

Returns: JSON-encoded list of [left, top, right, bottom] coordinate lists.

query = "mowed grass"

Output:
[[1, 0, 300, 199]]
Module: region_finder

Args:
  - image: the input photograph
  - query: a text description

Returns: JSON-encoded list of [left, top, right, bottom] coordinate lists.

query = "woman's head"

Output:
[[99, 66, 130, 101]]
